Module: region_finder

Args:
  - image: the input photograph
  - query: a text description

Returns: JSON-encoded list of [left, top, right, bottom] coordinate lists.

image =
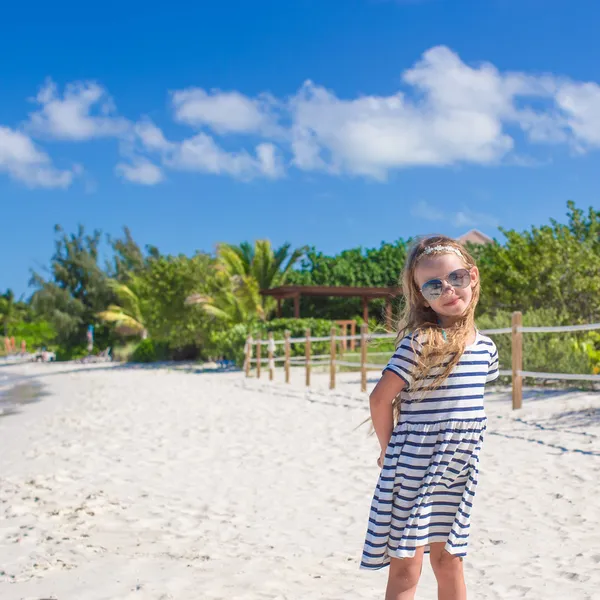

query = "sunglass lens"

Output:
[[448, 269, 470, 288], [422, 280, 442, 300]]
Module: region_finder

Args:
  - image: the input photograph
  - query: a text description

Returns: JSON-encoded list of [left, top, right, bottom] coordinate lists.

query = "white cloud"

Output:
[[11, 45, 600, 190], [116, 159, 164, 185], [131, 119, 283, 181], [516, 109, 569, 144], [555, 81, 600, 148], [288, 46, 523, 179], [134, 120, 173, 151], [255, 142, 284, 178], [164, 49, 600, 179], [167, 133, 282, 179], [27, 79, 129, 140], [171, 88, 278, 135], [0, 125, 74, 188], [287, 47, 595, 178]]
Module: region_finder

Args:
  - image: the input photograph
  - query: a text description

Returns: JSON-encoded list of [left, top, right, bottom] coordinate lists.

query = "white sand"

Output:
[[1, 363, 599, 600]]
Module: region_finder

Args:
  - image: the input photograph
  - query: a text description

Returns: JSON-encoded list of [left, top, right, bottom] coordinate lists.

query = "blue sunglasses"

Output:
[[420, 268, 472, 301]]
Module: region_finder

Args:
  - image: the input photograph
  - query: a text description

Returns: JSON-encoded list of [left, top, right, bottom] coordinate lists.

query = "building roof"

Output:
[[457, 229, 494, 245]]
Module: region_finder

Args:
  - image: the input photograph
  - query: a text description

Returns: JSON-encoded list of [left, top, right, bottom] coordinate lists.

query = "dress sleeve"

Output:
[[486, 342, 500, 383], [382, 334, 420, 389]]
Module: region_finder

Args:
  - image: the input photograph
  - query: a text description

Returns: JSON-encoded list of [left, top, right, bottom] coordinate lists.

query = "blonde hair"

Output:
[[391, 235, 480, 417]]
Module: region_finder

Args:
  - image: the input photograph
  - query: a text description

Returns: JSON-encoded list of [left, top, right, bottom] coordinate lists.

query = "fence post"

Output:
[[512, 311, 523, 410], [330, 326, 336, 390], [284, 330, 291, 384], [360, 324, 368, 393], [256, 336, 262, 379], [268, 331, 274, 381], [305, 328, 311, 387], [244, 335, 252, 377]]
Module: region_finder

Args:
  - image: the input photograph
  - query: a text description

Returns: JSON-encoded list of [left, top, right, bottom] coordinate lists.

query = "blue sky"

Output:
[[2, 0, 600, 297]]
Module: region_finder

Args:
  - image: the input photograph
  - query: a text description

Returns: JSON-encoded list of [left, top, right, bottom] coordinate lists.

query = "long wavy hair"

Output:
[[391, 235, 480, 417]]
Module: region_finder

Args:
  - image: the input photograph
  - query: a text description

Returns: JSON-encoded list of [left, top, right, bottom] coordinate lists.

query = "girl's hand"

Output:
[[377, 449, 386, 469]]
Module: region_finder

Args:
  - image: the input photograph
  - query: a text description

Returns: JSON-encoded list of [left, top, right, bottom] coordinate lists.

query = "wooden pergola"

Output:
[[260, 285, 403, 327]]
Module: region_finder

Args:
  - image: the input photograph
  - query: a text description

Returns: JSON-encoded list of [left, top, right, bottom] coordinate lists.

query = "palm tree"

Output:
[[185, 269, 263, 324], [217, 240, 305, 306], [186, 240, 306, 323], [97, 279, 147, 339]]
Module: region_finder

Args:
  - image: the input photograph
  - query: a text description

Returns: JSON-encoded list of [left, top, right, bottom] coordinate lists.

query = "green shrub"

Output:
[[112, 341, 139, 362], [11, 319, 57, 350], [574, 331, 600, 375], [54, 344, 88, 361], [477, 308, 594, 385], [252, 318, 339, 361], [130, 339, 170, 363], [366, 317, 397, 356], [208, 323, 251, 366], [205, 318, 341, 367]]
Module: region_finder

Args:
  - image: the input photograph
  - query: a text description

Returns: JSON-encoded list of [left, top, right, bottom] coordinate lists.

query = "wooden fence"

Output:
[[245, 312, 600, 410]]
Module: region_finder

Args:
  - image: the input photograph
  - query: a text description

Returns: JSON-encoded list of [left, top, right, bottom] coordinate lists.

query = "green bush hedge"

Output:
[[130, 339, 170, 363], [477, 308, 595, 384], [126, 309, 599, 382], [206, 318, 340, 367], [208, 318, 403, 369], [9, 319, 57, 351], [253, 318, 338, 357], [112, 342, 139, 362], [54, 344, 89, 361], [208, 323, 251, 366]]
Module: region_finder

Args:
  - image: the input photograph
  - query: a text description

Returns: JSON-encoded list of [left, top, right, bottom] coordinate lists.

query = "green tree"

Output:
[[0, 289, 28, 336], [97, 279, 148, 339], [30, 225, 113, 347], [217, 240, 306, 309], [471, 202, 600, 322], [107, 226, 161, 281], [189, 240, 306, 323], [186, 268, 264, 324], [11, 320, 57, 350], [285, 239, 409, 320], [563, 200, 600, 252], [136, 252, 217, 351]]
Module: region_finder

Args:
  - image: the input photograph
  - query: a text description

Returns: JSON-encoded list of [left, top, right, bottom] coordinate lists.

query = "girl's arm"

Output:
[[369, 371, 406, 453]]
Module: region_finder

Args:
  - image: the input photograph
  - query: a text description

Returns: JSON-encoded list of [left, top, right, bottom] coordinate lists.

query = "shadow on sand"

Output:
[[489, 403, 600, 457], [0, 381, 51, 418], [0, 360, 241, 381], [0, 362, 240, 418]]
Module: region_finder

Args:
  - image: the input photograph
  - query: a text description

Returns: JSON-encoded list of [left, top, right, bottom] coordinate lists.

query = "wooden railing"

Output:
[[245, 312, 600, 409]]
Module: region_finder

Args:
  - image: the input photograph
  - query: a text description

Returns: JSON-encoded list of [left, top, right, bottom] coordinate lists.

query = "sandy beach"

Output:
[[1, 363, 599, 600]]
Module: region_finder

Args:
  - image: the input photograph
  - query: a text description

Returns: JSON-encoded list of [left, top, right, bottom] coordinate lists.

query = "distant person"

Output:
[[21, 339, 26, 354], [10, 336, 16, 352], [361, 235, 499, 600]]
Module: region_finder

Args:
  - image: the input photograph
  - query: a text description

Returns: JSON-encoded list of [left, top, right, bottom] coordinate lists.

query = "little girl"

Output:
[[361, 235, 499, 600]]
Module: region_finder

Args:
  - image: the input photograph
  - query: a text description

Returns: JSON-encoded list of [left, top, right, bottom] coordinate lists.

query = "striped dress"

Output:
[[361, 330, 499, 569]]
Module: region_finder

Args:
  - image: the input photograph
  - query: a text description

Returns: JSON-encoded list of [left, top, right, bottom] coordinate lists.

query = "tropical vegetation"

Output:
[[1, 201, 598, 378]]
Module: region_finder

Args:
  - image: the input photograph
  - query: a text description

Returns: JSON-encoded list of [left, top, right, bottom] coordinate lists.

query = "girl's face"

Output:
[[414, 252, 479, 321]]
